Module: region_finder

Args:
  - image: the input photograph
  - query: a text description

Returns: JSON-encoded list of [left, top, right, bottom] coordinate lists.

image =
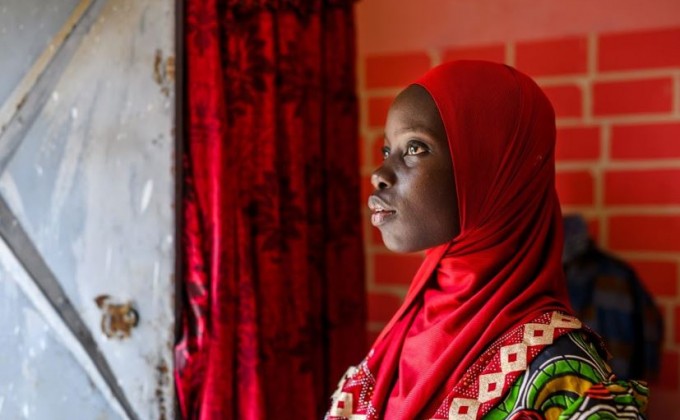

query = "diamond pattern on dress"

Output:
[[500, 343, 528, 373], [550, 312, 582, 329], [329, 392, 354, 417], [478, 372, 505, 402], [523, 323, 555, 346], [448, 398, 481, 419]]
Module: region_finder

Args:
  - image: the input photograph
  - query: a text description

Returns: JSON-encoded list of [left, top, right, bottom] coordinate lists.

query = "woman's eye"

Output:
[[406, 142, 427, 155], [382, 146, 390, 160]]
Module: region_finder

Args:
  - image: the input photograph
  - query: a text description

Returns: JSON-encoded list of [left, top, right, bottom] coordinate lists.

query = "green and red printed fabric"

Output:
[[327, 312, 648, 419]]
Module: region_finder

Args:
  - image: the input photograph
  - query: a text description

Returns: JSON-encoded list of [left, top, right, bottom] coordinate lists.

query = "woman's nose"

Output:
[[371, 165, 394, 190]]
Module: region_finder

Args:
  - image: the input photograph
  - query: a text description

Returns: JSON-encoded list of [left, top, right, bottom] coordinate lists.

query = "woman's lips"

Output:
[[371, 209, 396, 226], [368, 195, 396, 227]]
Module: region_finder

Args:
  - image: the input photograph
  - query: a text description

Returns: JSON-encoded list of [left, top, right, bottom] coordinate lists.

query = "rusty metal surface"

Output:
[[0, 0, 176, 418], [0, 194, 140, 420]]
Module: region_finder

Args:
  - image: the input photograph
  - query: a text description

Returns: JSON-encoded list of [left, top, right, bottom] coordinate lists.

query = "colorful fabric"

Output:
[[487, 331, 647, 419], [562, 214, 663, 381], [355, 61, 572, 419], [327, 312, 648, 419]]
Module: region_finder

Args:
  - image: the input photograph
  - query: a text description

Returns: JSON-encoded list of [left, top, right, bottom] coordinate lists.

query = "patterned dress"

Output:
[[485, 332, 648, 419], [327, 312, 648, 419]]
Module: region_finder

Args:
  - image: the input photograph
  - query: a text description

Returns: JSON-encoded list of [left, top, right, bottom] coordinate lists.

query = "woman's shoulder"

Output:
[[485, 330, 648, 419]]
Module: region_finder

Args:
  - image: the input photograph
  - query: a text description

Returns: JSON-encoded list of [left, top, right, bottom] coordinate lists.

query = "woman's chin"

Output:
[[381, 235, 420, 254], [381, 232, 455, 254]]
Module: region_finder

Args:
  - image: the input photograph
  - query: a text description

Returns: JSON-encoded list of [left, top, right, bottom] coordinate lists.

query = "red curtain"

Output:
[[175, 0, 365, 418]]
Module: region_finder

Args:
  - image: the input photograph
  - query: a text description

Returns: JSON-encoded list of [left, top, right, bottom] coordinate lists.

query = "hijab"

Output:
[[366, 61, 572, 418]]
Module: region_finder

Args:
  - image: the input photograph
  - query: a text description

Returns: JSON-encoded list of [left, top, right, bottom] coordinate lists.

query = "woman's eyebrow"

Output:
[[388, 125, 436, 137]]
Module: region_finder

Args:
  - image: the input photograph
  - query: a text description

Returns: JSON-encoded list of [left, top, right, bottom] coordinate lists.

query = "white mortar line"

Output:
[[558, 113, 680, 126], [367, 284, 409, 298], [614, 251, 680, 260], [583, 33, 597, 124], [428, 48, 442, 67], [364, 87, 407, 97], [558, 160, 680, 170], [674, 72, 680, 116], [367, 321, 387, 332], [591, 68, 680, 82], [505, 42, 515, 66], [597, 207, 680, 216], [588, 33, 598, 76]]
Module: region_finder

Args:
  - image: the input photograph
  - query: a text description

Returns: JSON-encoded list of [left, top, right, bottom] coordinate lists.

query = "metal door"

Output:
[[0, 0, 175, 418]]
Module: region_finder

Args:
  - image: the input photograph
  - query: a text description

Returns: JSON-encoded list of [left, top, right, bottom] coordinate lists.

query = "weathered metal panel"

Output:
[[0, 237, 120, 419], [0, 0, 175, 418], [0, 0, 82, 106]]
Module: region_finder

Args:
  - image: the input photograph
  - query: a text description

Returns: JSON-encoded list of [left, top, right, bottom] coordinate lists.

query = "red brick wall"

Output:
[[358, 27, 680, 414]]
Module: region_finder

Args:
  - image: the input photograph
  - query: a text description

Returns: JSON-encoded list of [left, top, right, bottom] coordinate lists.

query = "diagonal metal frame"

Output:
[[0, 1, 143, 419], [0, 0, 99, 174], [0, 195, 139, 420]]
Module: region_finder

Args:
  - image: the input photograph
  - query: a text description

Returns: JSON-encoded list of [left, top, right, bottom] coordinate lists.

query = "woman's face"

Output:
[[369, 85, 460, 253]]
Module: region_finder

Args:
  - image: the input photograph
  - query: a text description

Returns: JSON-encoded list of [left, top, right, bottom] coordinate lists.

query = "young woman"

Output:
[[327, 61, 647, 419]]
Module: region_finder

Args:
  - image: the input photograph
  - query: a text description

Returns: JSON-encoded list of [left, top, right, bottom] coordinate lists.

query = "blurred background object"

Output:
[[563, 213, 664, 381]]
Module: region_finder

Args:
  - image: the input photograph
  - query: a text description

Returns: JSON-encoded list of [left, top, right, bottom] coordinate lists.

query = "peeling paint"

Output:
[[154, 359, 169, 420], [152, 49, 174, 97], [95, 295, 139, 340]]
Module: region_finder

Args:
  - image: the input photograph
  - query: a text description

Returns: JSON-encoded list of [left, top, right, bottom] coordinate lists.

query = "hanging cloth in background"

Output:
[[562, 214, 663, 380], [175, 1, 365, 418]]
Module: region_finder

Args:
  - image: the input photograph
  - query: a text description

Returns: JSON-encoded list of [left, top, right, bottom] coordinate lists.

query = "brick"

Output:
[[359, 135, 367, 167], [562, 214, 600, 244], [371, 224, 383, 246], [555, 171, 594, 205], [611, 123, 680, 160], [555, 126, 600, 161], [676, 306, 680, 346], [372, 135, 385, 168], [366, 329, 381, 348], [368, 96, 394, 128], [516, 37, 588, 76], [605, 169, 680, 205], [628, 260, 678, 297], [599, 28, 680, 71], [609, 215, 680, 252], [442, 44, 505, 64], [647, 389, 677, 418], [365, 53, 431, 89], [360, 175, 373, 207], [374, 253, 423, 286], [593, 78, 673, 116], [542, 85, 582, 118], [658, 349, 679, 390], [367, 291, 403, 324], [586, 218, 600, 244]]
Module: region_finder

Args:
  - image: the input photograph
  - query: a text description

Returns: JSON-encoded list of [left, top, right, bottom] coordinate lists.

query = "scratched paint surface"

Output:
[[0, 0, 82, 107], [0, 241, 119, 419], [0, 0, 174, 418]]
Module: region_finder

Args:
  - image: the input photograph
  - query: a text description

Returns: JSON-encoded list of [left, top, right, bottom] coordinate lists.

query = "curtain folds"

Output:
[[175, 0, 365, 418]]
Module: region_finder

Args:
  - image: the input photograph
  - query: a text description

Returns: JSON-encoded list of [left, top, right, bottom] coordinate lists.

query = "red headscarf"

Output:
[[366, 61, 572, 418]]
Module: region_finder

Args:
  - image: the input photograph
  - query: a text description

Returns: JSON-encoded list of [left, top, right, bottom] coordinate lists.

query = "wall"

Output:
[[357, 1, 680, 416]]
